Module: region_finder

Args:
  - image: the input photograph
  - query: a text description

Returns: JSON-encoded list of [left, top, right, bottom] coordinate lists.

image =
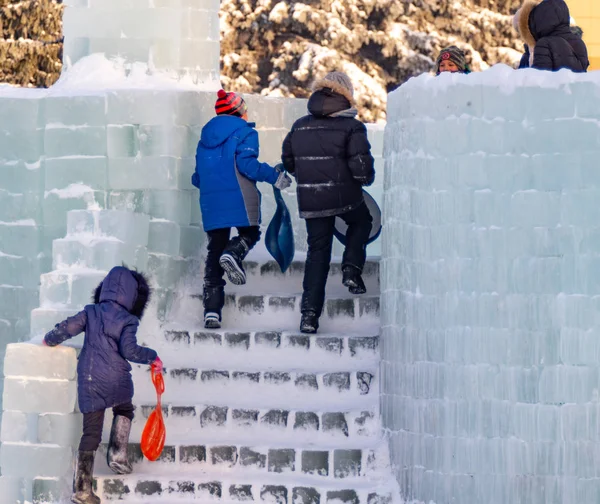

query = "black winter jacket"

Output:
[[282, 90, 375, 219], [517, 0, 588, 72]]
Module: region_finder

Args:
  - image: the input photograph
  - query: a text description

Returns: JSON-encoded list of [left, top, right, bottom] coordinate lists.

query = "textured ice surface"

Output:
[[3, 377, 76, 414], [382, 66, 600, 504], [61, 0, 222, 87], [4, 343, 76, 380]]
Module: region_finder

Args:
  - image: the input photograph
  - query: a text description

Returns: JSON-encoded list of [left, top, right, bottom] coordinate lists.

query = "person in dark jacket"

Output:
[[282, 71, 375, 334], [514, 0, 589, 72], [192, 90, 292, 329], [43, 266, 162, 504]]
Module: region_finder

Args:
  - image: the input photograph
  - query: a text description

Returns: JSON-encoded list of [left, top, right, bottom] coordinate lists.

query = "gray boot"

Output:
[[72, 450, 100, 504], [107, 415, 133, 475]]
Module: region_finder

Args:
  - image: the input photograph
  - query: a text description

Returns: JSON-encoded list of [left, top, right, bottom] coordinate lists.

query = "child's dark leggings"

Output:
[[79, 402, 135, 452], [204, 226, 261, 289]]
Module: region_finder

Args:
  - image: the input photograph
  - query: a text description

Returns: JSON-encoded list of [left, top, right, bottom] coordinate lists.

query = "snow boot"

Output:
[[204, 312, 221, 329], [107, 415, 133, 475], [219, 236, 251, 286], [342, 265, 367, 295], [203, 286, 224, 328], [72, 450, 100, 504], [300, 311, 319, 334]]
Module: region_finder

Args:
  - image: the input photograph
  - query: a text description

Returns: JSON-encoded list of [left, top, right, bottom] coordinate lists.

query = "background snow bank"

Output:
[[382, 66, 600, 503]]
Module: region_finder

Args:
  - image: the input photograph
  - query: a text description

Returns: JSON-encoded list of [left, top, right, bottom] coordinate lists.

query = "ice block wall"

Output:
[[62, 0, 221, 86], [381, 66, 600, 503], [0, 343, 80, 502]]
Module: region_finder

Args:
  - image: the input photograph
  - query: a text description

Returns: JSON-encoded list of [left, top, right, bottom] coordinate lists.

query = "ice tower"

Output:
[[0, 0, 389, 502], [382, 67, 600, 503]]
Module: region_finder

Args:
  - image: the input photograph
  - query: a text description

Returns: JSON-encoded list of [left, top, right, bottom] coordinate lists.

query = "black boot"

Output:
[[219, 236, 251, 285], [204, 312, 221, 329], [203, 286, 224, 328], [342, 265, 366, 295], [300, 311, 319, 334], [72, 451, 100, 504], [107, 415, 133, 475]]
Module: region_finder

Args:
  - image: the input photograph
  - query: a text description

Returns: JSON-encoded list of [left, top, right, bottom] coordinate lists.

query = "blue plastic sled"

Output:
[[265, 187, 295, 273], [333, 190, 382, 246]]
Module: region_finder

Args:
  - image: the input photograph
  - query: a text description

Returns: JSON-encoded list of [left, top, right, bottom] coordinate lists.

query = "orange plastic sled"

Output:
[[141, 364, 166, 461]]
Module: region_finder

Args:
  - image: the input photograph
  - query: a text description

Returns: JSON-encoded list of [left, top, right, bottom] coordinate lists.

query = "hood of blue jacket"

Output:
[[200, 115, 255, 149], [99, 266, 139, 312]]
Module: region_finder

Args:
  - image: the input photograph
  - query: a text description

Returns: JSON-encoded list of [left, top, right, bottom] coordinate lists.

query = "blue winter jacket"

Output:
[[44, 267, 157, 414], [191, 115, 279, 232]]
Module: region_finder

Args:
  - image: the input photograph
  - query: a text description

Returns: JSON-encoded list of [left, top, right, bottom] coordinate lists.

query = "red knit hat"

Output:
[[215, 89, 248, 117]]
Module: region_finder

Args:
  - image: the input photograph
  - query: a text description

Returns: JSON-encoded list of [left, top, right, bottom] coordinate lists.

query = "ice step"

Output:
[[155, 330, 380, 371], [52, 235, 148, 271], [66, 209, 150, 247], [30, 294, 380, 337], [39, 268, 106, 307], [96, 442, 381, 479], [172, 293, 380, 332], [217, 259, 380, 296], [30, 307, 83, 336], [130, 365, 379, 410], [92, 470, 396, 504], [107, 405, 379, 445]]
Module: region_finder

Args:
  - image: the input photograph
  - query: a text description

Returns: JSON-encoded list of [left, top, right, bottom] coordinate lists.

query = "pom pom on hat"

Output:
[[215, 89, 248, 117]]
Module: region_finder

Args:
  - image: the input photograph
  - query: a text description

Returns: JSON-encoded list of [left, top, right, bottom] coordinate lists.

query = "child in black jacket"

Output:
[[282, 71, 375, 334]]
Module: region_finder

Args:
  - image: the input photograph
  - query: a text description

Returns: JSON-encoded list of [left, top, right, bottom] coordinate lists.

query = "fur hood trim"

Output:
[[312, 79, 355, 106], [515, 0, 543, 49], [93, 265, 152, 319]]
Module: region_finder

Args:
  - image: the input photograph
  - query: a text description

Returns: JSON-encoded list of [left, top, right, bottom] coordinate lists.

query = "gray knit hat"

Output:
[[312, 71, 355, 105], [435, 46, 468, 75]]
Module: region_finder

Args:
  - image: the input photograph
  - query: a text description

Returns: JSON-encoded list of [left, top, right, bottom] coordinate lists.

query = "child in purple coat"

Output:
[[44, 266, 162, 504]]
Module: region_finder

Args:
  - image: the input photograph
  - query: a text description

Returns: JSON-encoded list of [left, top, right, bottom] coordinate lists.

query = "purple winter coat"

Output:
[[44, 266, 157, 414]]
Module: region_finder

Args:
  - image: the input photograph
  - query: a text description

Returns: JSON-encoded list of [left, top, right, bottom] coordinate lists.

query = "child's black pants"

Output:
[[301, 202, 373, 317], [203, 226, 261, 314], [79, 401, 134, 452]]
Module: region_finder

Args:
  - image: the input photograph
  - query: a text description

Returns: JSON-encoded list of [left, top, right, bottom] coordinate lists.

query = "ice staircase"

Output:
[[89, 259, 398, 504], [0, 209, 399, 503]]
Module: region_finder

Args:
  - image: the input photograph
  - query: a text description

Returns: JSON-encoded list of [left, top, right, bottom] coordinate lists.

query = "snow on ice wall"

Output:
[[381, 65, 600, 504], [62, 0, 221, 86]]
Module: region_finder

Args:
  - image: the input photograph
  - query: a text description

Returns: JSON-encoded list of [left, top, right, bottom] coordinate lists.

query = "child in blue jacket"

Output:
[[192, 90, 291, 329], [43, 266, 162, 504]]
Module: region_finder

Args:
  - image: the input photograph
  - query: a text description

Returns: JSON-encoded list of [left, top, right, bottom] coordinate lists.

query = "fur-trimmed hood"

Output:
[[515, 0, 571, 47], [312, 78, 355, 107], [514, 0, 541, 49], [93, 266, 152, 319]]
